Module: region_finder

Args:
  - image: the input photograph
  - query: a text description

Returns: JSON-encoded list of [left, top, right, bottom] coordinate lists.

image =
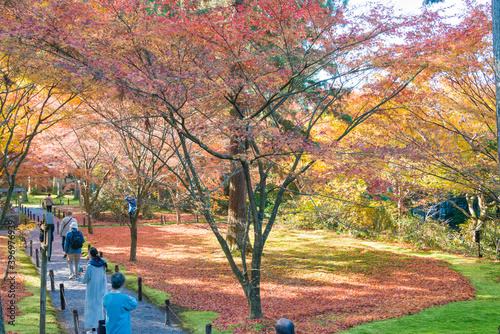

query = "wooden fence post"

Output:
[[35, 248, 39, 267], [165, 299, 171, 325], [30, 240, 33, 257], [115, 265, 119, 273], [49, 270, 55, 292], [72, 309, 79, 334], [138, 277, 142, 301], [206, 324, 212, 334], [60, 283, 65, 310]]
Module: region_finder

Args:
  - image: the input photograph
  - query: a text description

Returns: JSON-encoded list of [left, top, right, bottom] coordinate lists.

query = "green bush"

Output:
[[394, 216, 476, 256]]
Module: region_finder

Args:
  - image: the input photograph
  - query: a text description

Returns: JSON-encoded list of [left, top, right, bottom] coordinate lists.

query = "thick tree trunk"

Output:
[[83, 191, 93, 234], [175, 207, 181, 224], [247, 282, 263, 319], [227, 157, 247, 251], [130, 220, 138, 261], [226, 122, 249, 251], [493, 0, 500, 181], [247, 244, 263, 318]]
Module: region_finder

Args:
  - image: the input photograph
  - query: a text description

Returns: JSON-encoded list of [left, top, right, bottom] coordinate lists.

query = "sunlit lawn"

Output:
[[83, 224, 474, 333]]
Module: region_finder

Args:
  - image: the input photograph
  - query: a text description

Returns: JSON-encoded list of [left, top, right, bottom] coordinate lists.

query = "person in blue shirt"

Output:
[[103, 273, 137, 334], [124, 195, 136, 223], [64, 221, 84, 279]]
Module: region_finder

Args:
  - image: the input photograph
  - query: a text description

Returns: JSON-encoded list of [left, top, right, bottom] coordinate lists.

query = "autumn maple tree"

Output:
[[0, 0, 434, 318]]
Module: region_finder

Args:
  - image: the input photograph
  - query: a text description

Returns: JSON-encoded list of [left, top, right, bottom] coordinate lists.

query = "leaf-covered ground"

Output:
[[0, 235, 34, 325], [83, 224, 475, 333]]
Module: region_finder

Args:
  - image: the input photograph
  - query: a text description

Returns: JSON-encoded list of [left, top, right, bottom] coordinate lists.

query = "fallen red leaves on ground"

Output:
[[0, 235, 33, 324], [83, 224, 475, 333]]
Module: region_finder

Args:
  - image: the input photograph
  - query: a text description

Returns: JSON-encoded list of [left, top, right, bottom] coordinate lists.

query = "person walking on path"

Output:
[[82, 247, 108, 334], [45, 193, 54, 213], [64, 221, 85, 279], [104, 273, 137, 334], [59, 211, 76, 258], [124, 195, 136, 223]]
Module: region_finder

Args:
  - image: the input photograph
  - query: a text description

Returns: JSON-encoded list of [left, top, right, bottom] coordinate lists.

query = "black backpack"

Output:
[[70, 232, 84, 249]]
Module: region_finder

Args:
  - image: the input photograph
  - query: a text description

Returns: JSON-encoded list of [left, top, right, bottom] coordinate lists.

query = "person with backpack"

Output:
[[59, 211, 76, 258], [82, 247, 108, 334], [64, 221, 85, 279]]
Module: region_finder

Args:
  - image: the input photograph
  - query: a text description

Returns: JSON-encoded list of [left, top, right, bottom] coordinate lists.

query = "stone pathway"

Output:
[[22, 206, 189, 334]]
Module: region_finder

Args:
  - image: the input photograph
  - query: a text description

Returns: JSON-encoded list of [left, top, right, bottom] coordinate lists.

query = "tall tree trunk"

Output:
[[83, 189, 93, 234], [493, 0, 500, 184], [130, 217, 138, 261], [227, 155, 247, 251], [175, 207, 181, 224], [247, 281, 263, 319], [226, 106, 250, 252]]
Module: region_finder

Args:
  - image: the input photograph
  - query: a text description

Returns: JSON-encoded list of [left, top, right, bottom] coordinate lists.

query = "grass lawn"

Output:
[[0, 235, 64, 334], [82, 225, 477, 333], [343, 242, 500, 334]]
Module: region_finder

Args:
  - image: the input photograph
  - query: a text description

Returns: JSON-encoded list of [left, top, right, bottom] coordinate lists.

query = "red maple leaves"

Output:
[[83, 225, 475, 333]]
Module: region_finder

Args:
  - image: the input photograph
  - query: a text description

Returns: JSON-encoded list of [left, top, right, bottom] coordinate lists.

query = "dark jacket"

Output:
[[64, 228, 84, 254]]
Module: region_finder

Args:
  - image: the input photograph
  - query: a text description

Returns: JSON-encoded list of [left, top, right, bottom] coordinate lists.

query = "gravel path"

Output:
[[22, 206, 189, 334]]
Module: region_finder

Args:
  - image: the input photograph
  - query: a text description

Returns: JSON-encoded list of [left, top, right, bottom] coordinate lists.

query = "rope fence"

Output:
[[24, 207, 217, 334]]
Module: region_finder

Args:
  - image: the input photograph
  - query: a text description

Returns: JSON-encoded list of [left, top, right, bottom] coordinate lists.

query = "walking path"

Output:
[[22, 206, 188, 334]]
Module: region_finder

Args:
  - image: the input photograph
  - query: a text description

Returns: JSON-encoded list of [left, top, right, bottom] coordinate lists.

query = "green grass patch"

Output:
[[344, 242, 500, 333], [180, 311, 231, 334], [25, 195, 74, 205], [5, 243, 65, 334]]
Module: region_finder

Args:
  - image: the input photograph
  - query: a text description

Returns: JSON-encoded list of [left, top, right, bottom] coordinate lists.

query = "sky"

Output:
[[348, 0, 489, 16]]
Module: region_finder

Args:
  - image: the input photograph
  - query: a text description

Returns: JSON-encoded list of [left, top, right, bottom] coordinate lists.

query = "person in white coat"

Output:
[[82, 247, 108, 334]]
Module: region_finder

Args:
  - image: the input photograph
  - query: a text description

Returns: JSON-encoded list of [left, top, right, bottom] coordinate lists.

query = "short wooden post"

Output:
[[24, 218, 27, 225], [165, 299, 171, 325], [99, 251, 103, 258], [138, 277, 143, 301], [83, 217, 86, 227], [60, 283, 65, 310], [35, 248, 39, 267], [206, 324, 212, 334], [88, 244, 91, 254], [49, 270, 55, 292], [57, 221, 60, 233], [115, 264, 119, 273], [72, 309, 79, 334], [30, 240, 33, 257]]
